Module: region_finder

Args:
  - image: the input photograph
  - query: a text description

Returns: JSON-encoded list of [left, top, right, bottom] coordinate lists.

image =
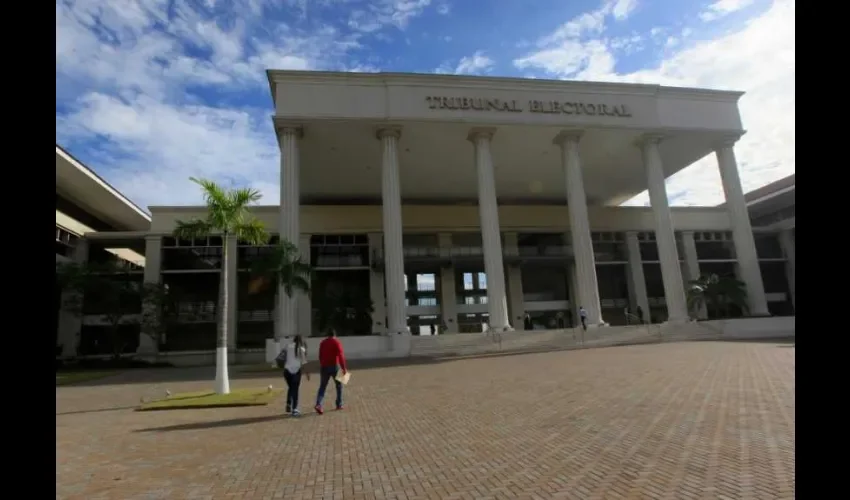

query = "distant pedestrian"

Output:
[[579, 306, 588, 331], [315, 329, 348, 414], [277, 335, 309, 416]]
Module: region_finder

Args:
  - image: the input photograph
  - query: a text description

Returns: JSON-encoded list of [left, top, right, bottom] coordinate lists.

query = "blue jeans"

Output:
[[316, 365, 343, 408], [283, 369, 302, 411]]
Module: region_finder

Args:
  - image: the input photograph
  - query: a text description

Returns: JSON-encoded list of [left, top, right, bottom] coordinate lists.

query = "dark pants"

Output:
[[580, 316, 587, 331], [283, 369, 302, 411], [316, 365, 343, 408]]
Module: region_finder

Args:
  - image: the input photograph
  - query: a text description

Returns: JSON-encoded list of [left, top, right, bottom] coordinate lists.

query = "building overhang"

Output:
[[56, 145, 151, 231], [266, 70, 747, 206]]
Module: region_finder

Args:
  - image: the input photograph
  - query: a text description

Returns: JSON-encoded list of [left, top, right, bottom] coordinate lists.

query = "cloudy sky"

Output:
[[56, 0, 795, 210]]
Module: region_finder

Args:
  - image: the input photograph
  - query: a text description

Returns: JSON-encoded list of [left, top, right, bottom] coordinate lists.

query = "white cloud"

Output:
[[56, 0, 434, 209], [437, 50, 494, 75], [700, 0, 755, 22], [514, 0, 795, 206], [348, 0, 433, 32]]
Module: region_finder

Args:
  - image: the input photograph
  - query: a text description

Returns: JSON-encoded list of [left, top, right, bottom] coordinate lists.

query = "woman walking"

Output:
[[279, 335, 309, 416]]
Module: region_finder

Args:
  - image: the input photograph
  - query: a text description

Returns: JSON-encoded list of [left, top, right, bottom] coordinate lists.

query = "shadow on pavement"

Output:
[[57, 405, 140, 416], [134, 414, 303, 432]]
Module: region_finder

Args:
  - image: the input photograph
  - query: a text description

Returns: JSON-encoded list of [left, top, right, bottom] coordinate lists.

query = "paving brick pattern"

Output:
[[56, 341, 795, 500]]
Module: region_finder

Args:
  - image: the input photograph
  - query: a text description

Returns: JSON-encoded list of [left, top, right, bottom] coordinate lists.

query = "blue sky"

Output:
[[56, 0, 795, 210]]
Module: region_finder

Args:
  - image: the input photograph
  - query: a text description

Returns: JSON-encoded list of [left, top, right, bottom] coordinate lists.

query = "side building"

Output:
[[55, 145, 151, 357], [719, 173, 795, 313]]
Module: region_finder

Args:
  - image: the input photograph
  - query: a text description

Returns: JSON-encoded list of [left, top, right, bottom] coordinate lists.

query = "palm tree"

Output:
[[687, 273, 749, 320], [173, 177, 268, 394], [248, 240, 313, 338]]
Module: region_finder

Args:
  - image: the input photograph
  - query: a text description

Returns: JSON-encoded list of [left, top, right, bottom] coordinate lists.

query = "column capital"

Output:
[[714, 133, 745, 149], [467, 127, 497, 142], [376, 125, 403, 140], [634, 133, 665, 148], [625, 230, 640, 238], [552, 129, 584, 146], [144, 234, 163, 242], [272, 118, 305, 138], [680, 230, 696, 237]]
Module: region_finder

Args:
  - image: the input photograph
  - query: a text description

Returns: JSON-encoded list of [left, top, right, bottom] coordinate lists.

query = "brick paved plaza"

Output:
[[56, 341, 795, 500]]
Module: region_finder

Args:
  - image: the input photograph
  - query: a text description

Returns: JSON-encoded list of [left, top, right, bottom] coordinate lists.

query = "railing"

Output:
[[515, 245, 573, 258], [372, 245, 577, 264]]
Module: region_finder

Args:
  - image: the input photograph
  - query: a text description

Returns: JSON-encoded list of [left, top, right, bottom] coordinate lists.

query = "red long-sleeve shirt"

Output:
[[318, 337, 347, 371]]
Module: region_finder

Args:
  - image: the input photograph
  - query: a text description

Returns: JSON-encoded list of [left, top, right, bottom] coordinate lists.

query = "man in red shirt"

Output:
[[314, 329, 348, 414]]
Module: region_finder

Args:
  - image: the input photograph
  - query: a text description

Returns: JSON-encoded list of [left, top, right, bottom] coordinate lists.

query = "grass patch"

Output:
[[138, 388, 283, 411], [56, 371, 117, 386]]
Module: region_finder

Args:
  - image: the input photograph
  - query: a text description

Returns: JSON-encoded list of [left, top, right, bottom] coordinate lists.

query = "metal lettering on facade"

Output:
[[425, 96, 632, 117]]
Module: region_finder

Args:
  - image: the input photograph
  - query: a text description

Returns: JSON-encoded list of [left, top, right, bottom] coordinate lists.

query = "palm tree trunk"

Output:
[[214, 233, 231, 394]]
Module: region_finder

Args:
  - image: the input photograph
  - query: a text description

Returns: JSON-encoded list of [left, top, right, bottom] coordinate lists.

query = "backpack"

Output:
[[274, 346, 288, 369]]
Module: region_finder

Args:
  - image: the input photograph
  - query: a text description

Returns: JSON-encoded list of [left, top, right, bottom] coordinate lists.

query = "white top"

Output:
[[283, 342, 307, 374], [579, 308, 587, 318]]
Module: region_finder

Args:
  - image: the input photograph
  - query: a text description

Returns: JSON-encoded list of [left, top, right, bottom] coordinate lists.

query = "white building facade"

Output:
[[144, 72, 787, 345]]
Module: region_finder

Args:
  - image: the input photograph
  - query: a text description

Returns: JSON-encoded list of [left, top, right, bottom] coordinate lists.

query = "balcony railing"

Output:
[[371, 245, 575, 270]]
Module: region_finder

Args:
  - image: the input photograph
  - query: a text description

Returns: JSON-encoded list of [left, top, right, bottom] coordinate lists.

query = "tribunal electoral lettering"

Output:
[[426, 96, 632, 117]]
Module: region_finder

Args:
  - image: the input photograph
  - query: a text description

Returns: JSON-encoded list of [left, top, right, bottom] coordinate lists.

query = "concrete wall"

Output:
[[149, 204, 734, 234], [269, 72, 743, 133]]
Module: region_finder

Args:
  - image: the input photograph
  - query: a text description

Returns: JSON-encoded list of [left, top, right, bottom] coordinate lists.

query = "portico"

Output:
[[267, 70, 770, 336]]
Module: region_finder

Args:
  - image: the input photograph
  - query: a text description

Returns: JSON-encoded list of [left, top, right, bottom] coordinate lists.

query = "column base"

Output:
[[488, 325, 514, 333]]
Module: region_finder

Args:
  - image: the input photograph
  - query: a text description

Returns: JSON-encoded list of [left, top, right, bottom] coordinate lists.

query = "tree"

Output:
[[56, 261, 144, 360], [248, 240, 312, 338], [173, 177, 268, 394], [314, 287, 375, 337], [139, 283, 182, 363], [687, 273, 749, 320]]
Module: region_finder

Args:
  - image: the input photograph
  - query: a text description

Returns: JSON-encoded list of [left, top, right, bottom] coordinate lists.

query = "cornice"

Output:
[[266, 70, 746, 102]]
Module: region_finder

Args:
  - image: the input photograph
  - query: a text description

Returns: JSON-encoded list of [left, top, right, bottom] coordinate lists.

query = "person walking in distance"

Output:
[[579, 306, 588, 331], [315, 329, 348, 414], [279, 335, 309, 416]]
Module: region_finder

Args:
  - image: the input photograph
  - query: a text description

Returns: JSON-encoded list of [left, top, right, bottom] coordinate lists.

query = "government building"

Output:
[[56, 71, 795, 363]]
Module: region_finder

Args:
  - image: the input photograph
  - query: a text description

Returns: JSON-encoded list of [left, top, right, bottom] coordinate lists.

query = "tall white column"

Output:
[[437, 233, 458, 331], [715, 140, 770, 316], [567, 261, 580, 326], [638, 135, 688, 323], [368, 233, 387, 334], [377, 127, 408, 335], [503, 232, 525, 330], [554, 130, 605, 326], [778, 229, 796, 311], [297, 234, 313, 336], [138, 235, 162, 354], [468, 128, 511, 331], [276, 124, 302, 340], [624, 231, 650, 323], [680, 231, 707, 320]]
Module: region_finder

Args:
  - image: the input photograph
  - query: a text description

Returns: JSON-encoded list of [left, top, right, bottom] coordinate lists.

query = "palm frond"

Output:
[[190, 177, 230, 207], [229, 187, 263, 208], [173, 219, 214, 240], [233, 219, 269, 246]]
